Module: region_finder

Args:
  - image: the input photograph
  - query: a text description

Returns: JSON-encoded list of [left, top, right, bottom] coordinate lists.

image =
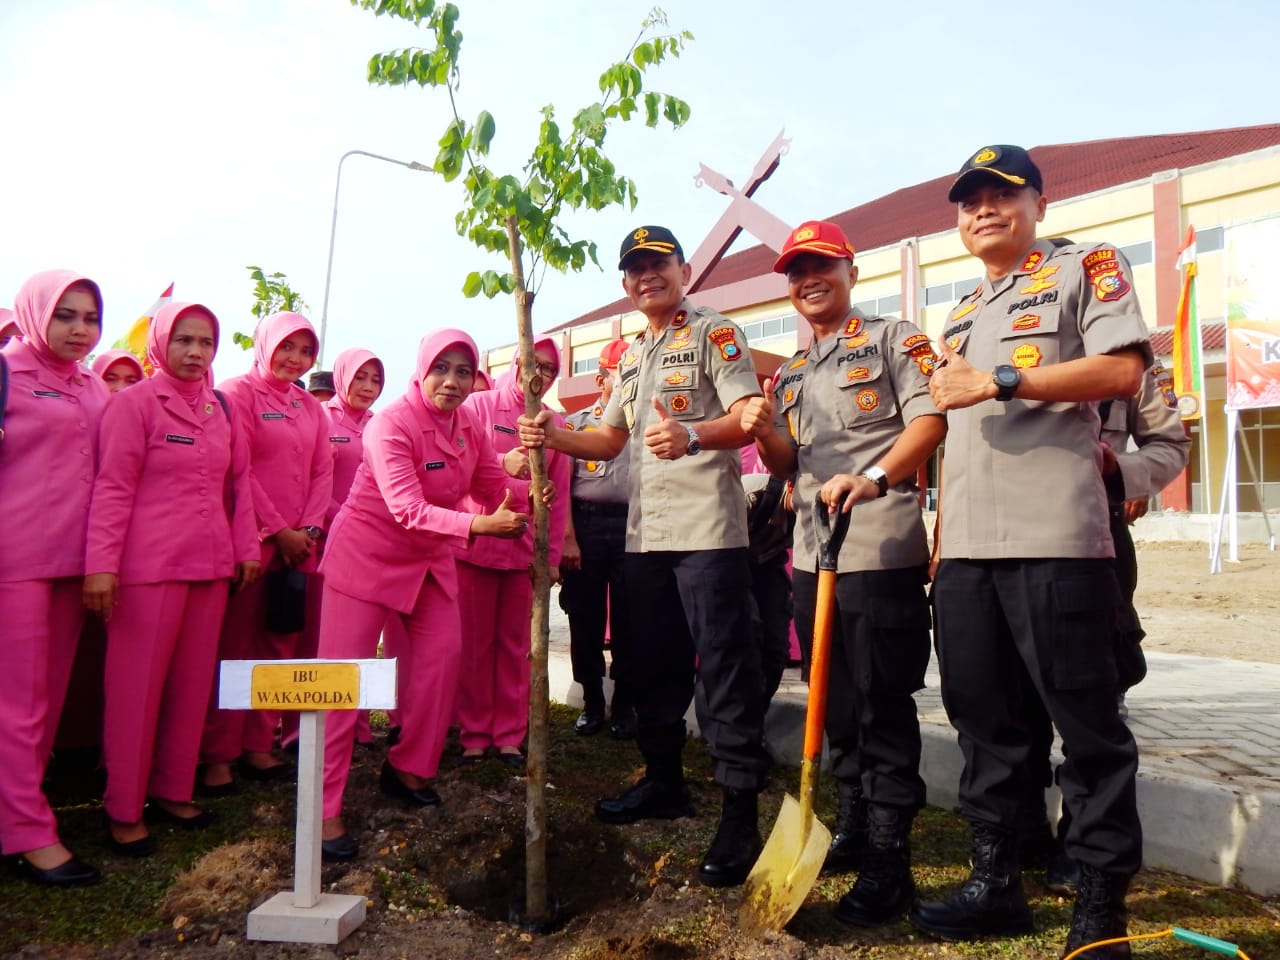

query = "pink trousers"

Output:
[[200, 573, 303, 765], [103, 580, 229, 823], [455, 563, 531, 753], [318, 576, 460, 820], [0, 578, 85, 854]]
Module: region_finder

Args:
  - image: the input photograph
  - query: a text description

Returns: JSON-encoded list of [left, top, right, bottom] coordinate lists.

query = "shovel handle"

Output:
[[813, 492, 851, 572]]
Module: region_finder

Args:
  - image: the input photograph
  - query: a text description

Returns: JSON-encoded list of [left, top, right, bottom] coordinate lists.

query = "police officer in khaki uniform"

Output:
[[519, 226, 769, 888], [559, 339, 635, 739], [741, 220, 945, 927], [911, 146, 1151, 960]]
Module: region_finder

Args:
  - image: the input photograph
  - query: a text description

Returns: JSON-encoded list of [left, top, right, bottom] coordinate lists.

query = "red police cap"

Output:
[[773, 220, 857, 274], [599, 338, 630, 370]]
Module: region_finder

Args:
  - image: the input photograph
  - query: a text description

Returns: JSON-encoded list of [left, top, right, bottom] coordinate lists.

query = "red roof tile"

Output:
[[555, 124, 1280, 332], [1149, 321, 1227, 356]]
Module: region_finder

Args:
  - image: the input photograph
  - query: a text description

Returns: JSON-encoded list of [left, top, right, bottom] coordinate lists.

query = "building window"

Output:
[[572, 357, 597, 375], [741, 314, 799, 345], [1119, 241, 1153, 266], [923, 283, 953, 306], [1198, 226, 1225, 253]]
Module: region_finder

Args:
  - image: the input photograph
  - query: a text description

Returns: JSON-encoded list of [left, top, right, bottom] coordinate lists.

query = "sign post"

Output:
[[217, 658, 396, 945]]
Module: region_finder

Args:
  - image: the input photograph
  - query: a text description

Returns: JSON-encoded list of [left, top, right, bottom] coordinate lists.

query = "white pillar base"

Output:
[[247, 891, 366, 944]]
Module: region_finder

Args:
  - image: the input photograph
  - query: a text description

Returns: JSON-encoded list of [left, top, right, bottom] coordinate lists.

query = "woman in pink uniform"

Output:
[[199, 312, 333, 793], [456, 338, 570, 766], [286, 347, 385, 751], [316, 328, 528, 860], [83, 302, 260, 855], [0, 270, 109, 886], [0, 306, 19, 347], [91, 350, 145, 393]]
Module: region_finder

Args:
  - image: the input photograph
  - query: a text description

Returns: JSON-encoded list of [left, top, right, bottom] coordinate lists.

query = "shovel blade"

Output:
[[737, 793, 832, 934]]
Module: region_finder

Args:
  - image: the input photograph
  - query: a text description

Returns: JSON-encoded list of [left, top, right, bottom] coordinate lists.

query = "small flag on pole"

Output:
[[113, 283, 174, 374], [1171, 227, 1203, 420]]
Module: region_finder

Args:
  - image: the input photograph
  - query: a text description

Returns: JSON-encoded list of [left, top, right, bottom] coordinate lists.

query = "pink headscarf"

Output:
[[148, 301, 220, 407], [408, 328, 479, 424], [91, 349, 145, 382], [0, 307, 17, 343], [495, 336, 561, 401], [251, 311, 317, 392], [10, 269, 104, 378], [326, 347, 383, 428], [472, 367, 493, 393]]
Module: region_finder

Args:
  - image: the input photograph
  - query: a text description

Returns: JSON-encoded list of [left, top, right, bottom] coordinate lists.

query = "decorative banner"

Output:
[[1171, 226, 1203, 420], [111, 282, 173, 374], [1224, 218, 1280, 411]]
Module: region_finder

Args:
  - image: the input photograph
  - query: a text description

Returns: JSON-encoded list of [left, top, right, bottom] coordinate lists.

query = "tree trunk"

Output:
[[506, 215, 551, 923]]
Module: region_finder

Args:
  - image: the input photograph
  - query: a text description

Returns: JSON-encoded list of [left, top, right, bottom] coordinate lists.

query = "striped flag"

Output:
[[1171, 227, 1203, 420], [112, 283, 174, 373]]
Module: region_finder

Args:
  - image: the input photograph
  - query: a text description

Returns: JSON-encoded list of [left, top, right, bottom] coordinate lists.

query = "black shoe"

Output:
[[237, 758, 295, 783], [697, 787, 762, 888], [109, 833, 156, 858], [833, 806, 914, 927], [148, 803, 218, 830], [609, 707, 636, 741], [574, 709, 605, 736], [379, 761, 441, 808], [1063, 865, 1131, 959], [1045, 847, 1081, 895], [18, 854, 101, 887], [908, 822, 1034, 940], [321, 833, 359, 862], [385, 725, 402, 747], [497, 751, 526, 770], [595, 777, 693, 825], [821, 780, 868, 876], [196, 776, 239, 798]]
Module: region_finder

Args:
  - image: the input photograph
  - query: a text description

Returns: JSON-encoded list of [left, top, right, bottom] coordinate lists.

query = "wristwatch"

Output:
[[684, 424, 702, 456], [860, 465, 889, 498], [303, 525, 324, 539], [992, 364, 1021, 402]]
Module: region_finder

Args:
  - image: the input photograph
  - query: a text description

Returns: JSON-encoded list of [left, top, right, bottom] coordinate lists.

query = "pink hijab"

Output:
[[251, 311, 317, 393], [325, 347, 383, 429], [91, 349, 145, 382], [472, 367, 493, 392], [148, 301, 220, 407], [408, 328, 479, 425], [495, 336, 561, 401], [0, 307, 17, 344], [10, 269, 104, 378]]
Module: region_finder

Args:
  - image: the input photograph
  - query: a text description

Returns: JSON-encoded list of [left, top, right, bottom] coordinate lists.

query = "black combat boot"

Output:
[[834, 805, 915, 927], [1044, 806, 1080, 894], [821, 779, 868, 876], [697, 786, 762, 888], [908, 821, 1034, 940], [595, 755, 692, 824], [1062, 865, 1131, 959]]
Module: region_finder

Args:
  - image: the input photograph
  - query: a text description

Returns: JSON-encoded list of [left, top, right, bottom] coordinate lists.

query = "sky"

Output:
[[2, 0, 1278, 392]]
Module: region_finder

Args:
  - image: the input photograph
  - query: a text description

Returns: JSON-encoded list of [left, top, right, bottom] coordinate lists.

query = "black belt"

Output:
[[572, 499, 629, 517]]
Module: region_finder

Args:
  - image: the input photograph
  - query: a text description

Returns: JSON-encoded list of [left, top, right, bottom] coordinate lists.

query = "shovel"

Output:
[[739, 492, 850, 933]]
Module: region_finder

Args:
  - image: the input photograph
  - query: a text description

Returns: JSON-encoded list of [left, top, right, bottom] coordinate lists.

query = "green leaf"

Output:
[[499, 273, 516, 294], [480, 270, 501, 298], [461, 271, 483, 298], [473, 110, 495, 154]]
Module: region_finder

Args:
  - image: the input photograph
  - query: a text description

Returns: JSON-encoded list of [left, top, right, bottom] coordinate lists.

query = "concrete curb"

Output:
[[547, 649, 1280, 895]]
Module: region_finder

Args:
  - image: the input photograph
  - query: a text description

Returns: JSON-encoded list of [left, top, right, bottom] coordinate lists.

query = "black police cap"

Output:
[[947, 145, 1043, 202], [618, 225, 684, 269]]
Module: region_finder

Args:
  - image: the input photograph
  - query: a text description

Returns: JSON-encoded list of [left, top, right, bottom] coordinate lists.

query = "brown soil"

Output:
[[1132, 540, 1279, 662]]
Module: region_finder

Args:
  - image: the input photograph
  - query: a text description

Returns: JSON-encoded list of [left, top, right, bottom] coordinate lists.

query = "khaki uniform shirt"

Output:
[[565, 399, 631, 505], [938, 239, 1154, 560], [775, 309, 941, 574], [603, 300, 761, 552], [1101, 362, 1191, 502]]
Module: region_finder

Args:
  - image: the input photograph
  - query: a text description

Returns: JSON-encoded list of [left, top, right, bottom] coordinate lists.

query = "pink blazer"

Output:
[[322, 405, 367, 526], [85, 378, 259, 583], [459, 385, 570, 570], [217, 372, 334, 570], [0, 338, 109, 581], [320, 394, 513, 614]]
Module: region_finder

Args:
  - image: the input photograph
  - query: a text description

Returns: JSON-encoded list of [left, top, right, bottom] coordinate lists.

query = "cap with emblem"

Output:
[[598, 338, 631, 371], [307, 370, 335, 395], [773, 220, 857, 274], [618, 225, 684, 269], [947, 144, 1043, 202]]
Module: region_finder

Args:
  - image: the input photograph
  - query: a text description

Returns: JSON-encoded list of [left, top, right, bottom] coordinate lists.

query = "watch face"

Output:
[[995, 365, 1020, 388]]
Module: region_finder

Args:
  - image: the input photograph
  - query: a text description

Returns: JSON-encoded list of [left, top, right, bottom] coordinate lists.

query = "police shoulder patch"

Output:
[[902, 333, 930, 351]]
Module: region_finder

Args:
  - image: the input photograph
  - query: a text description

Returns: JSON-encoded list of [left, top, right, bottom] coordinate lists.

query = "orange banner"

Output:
[[1225, 218, 1280, 410]]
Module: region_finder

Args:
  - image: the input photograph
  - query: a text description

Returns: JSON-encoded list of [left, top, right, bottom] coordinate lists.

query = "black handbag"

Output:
[[263, 566, 307, 634]]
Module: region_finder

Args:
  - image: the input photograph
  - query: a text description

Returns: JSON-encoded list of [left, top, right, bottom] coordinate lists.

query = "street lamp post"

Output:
[[317, 149, 431, 366]]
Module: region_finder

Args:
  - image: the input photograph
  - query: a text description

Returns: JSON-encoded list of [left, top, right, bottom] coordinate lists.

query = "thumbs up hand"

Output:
[[644, 395, 690, 460], [739, 393, 776, 439], [928, 337, 995, 411]]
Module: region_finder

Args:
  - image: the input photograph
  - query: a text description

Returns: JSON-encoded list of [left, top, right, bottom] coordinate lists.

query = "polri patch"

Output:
[[667, 326, 692, 350], [1018, 265, 1059, 295], [1011, 314, 1041, 331], [856, 389, 879, 411], [1011, 344, 1042, 369], [1020, 250, 1045, 272], [664, 370, 690, 386], [669, 393, 690, 414], [902, 333, 930, 351], [951, 299, 979, 323], [845, 366, 871, 382], [708, 326, 742, 361], [843, 316, 863, 336], [671, 310, 689, 329], [845, 331, 870, 349]]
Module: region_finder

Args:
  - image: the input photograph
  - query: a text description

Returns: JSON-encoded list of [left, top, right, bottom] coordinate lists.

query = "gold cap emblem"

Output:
[[974, 147, 997, 165], [632, 227, 649, 242]]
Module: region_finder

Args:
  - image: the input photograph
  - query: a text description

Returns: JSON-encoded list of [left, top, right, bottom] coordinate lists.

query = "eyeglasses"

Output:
[[533, 362, 557, 377]]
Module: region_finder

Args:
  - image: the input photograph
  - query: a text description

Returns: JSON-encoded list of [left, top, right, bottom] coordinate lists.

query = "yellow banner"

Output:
[[250, 663, 360, 710]]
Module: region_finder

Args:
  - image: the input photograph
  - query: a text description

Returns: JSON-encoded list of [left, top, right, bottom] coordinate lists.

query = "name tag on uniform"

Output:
[[493, 424, 516, 435], [33, 389, 62, 398], [424, 461, 445, 470], [261, 412, 286, 420], [329, 436, 351, 443], [165, 434, 195, 445]]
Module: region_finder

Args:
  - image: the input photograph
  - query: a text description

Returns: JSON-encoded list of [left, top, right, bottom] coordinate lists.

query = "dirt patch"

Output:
[[1133, 541, 1279, 662]]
